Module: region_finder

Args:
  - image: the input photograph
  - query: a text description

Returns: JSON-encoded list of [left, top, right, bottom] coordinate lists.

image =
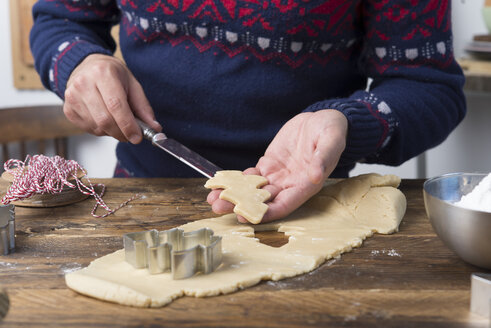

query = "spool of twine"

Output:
[[1, 165, 89, 208], [0, 155, 139, 218]]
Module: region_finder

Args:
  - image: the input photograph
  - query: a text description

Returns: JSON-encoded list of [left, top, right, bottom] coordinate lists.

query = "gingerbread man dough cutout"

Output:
[[204, 170, 271, 224]]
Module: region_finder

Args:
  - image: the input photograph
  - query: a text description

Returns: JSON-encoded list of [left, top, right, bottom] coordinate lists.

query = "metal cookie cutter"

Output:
[[0, 204, 15, 256], [123, 228, 222, 279], [470, 273, 491, 319]]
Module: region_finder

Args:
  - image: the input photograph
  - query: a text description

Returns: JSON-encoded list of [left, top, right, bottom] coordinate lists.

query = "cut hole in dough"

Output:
[[254, 229, 289, 248]]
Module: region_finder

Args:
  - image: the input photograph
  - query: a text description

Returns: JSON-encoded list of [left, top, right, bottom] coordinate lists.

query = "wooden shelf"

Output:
[[9, 0, 122, 90], [459, 58, 491, 92], [10, 0, 42, 89]]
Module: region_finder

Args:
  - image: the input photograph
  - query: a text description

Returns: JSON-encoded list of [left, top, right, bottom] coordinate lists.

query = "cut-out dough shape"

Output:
[[204, 170, 271, 224], [65, 174, 407, 308]]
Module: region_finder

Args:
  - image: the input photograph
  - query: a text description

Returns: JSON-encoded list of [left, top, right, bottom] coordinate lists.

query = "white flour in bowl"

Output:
[[454, 173, 491, 213]]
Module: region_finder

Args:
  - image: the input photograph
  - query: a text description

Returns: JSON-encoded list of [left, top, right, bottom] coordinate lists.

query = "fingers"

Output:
[[256, 156, 282, 177], [97, 76, 141, 144], [308, 111, 348, 184], [308, 135, 346, 184], [262, 184, 281, 201], [236, 184, 309, 224], [64, 76, 119, 138], [64, 86, 97, 133], [237, 215, 249, 223], [207, 167, 259, 209], [308, 151, 327, 185], [212, 199, 235, 214], [207, 167, 281, 220], [243, 167, 260, 175], [206, 188, 234, 214], [64, 54, 158, 144], [87, 85, 127, 141], [127, 76, 162, 133], [218, 110, 348, 224], [261, 190, 301, 222], [208, 184, 281, 218], [261, 185, 320, 223], [207, 189, 234, 214], [206, 189, 221, 204]]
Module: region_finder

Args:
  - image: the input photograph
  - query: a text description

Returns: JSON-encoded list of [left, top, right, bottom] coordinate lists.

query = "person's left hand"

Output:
[[207, 109, 348, 223]]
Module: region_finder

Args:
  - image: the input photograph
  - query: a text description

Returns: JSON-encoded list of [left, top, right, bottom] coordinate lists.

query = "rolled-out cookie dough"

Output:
[[65, 173, 406, 307], [204, 170, 270, 224]]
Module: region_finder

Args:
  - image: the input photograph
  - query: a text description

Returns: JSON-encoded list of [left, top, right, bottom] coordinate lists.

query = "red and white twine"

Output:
[[1, 155, 140, 218]]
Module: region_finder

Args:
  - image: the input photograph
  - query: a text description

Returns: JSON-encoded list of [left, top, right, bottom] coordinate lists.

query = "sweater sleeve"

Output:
[[304, 0, 466, 168], [30, 0, 120, 98]]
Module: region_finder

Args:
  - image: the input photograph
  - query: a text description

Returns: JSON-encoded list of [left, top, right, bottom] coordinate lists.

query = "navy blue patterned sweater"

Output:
[[31, 0, 466, 177]]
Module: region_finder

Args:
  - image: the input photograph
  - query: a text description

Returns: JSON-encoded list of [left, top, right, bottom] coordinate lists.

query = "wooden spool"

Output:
[[1, 167, 90, 208]]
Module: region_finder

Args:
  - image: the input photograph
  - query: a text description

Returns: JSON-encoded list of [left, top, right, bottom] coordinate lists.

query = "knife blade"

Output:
[[136, 119, 221, 178]]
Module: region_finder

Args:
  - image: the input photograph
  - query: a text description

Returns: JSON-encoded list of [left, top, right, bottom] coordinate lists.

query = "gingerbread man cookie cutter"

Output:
[[123, 228, 222, 279], [0, 204, 15, 256]]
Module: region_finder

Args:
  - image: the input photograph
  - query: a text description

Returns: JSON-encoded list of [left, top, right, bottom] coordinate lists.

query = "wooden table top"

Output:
[[0, 178, 489, 327]]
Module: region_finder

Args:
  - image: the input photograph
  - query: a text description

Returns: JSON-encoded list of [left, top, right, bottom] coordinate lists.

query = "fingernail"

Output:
[[129, 134, 140, 144]]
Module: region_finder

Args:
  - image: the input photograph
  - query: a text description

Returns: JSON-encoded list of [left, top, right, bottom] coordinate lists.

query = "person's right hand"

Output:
[[64, 54, 162, 143]]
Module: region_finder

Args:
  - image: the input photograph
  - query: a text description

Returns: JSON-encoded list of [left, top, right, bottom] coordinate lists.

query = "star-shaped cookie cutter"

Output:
[[123, 227, 222, 279], [0, 204, 15, 256]]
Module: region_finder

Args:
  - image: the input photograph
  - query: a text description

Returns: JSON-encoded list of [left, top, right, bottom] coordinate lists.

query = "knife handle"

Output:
[[135, 118, 158, 141]]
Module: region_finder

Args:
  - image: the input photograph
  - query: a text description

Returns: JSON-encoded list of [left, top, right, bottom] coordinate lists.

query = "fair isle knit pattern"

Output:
[[31, 0, 466, 177], [119, 10, 359, 68], [117, 0, 454, 70]]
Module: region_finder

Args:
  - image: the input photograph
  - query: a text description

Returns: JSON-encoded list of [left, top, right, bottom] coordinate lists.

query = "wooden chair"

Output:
[[0, 105, 84, 168]]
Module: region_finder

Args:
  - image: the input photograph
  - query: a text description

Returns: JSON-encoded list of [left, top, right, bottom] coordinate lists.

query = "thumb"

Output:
[[308, 136, 345, 184], [308, 150, 326, 185], [127, 75, 162, 132]]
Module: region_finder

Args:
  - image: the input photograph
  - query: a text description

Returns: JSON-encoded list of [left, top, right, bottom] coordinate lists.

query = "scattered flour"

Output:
[[344, 315, 357, 322], [326, 258, 338, 266], [0, 262, 15, 268], [386, 249, 401, 257], [370, 249, 401, 257], [454, 173, 491, 213], [266, 280, 291, 289], [60, 263, 82, 274]]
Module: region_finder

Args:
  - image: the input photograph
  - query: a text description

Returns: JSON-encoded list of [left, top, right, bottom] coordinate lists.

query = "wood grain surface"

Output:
[[458, 58, 491, 93], [0, 178, 489, 327], [0, 105, 85, 164], [9, 0, 43, 89]]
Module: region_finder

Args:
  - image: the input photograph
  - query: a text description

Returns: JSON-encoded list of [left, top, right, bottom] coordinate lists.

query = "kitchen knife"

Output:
[[136, 119, 221, 178]]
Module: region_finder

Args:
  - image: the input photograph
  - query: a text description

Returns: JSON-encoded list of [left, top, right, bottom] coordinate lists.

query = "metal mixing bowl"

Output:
[[423, 173, 491, 269]]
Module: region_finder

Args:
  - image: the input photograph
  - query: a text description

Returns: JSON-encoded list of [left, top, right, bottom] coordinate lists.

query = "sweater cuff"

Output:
[[303, 97, 386, 166], [49, 39, 112, 98]]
